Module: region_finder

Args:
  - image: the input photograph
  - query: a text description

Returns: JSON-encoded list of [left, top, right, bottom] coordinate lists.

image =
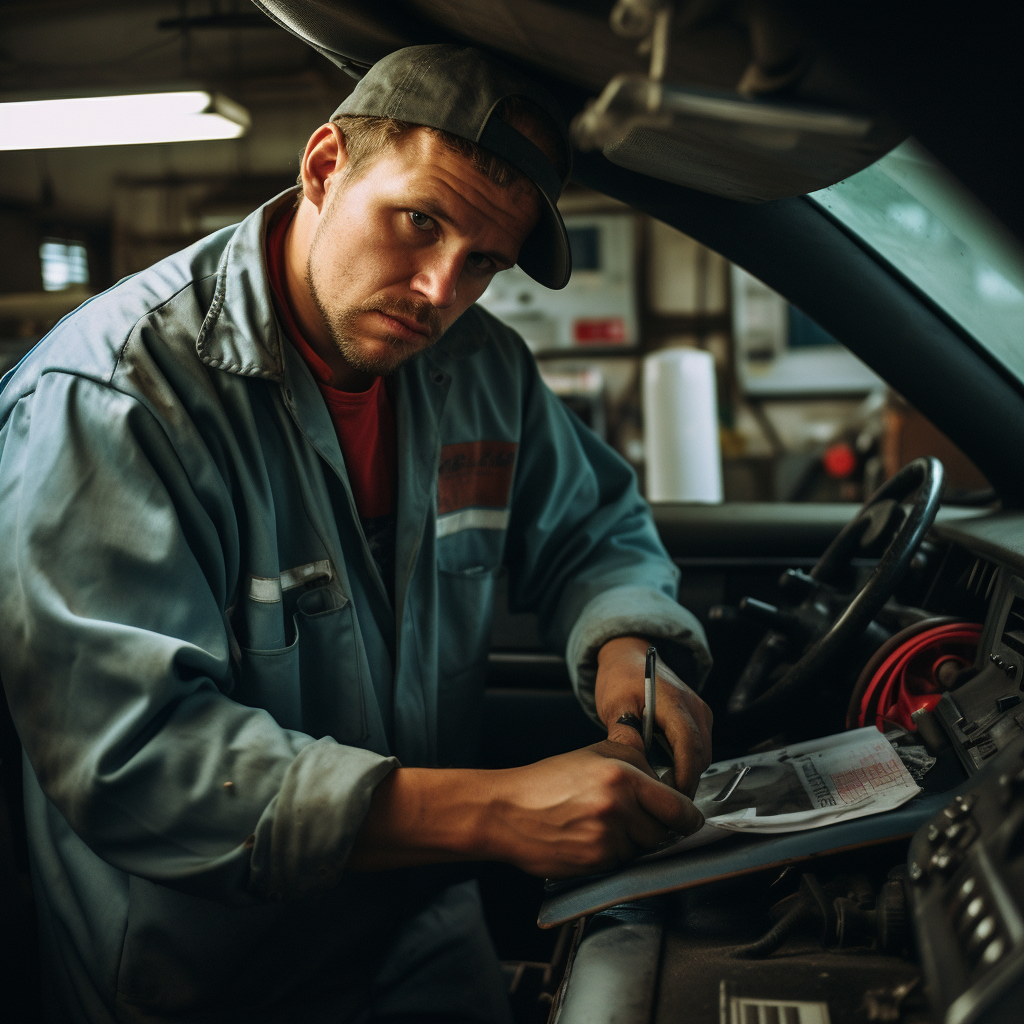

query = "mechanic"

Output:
[[0, 44, 713, 1024]]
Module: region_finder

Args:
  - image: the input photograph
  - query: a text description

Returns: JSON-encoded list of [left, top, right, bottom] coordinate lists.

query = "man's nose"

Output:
[[410, 252, 461, 309]]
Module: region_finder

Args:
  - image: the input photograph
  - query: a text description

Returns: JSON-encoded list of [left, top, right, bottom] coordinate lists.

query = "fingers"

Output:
[[604, 719, 651, 761], [602, 682, 712, 796], [595, 750, 704, 840], [583, 757, 701, 861], [588, 738, 659, 781], [593, 639, 714, 798], [629, 765, 705, 836], [655, 678, 713, 797], [502, 746, 705, 878], [622, 811, 674, 850]]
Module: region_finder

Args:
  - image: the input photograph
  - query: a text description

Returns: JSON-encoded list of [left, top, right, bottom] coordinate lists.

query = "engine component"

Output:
[[732, 868, 913, 960], [848, 620, 983, 733], [908, 730, 1024, 1024], [929, 570, 1024, 773]]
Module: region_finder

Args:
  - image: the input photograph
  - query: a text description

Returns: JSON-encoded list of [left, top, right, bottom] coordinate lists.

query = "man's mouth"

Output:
[[373, 309, 433, 342]]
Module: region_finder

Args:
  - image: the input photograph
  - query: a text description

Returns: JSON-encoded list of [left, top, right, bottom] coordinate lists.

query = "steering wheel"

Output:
[[724, 457, 945, 735]]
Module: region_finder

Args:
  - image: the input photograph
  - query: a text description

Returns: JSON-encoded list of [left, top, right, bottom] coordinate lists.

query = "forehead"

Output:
[[359, 127, 539, 243]]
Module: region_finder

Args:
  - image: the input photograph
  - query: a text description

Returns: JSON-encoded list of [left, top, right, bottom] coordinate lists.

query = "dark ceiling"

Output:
[[0, 1, 1021, 244]]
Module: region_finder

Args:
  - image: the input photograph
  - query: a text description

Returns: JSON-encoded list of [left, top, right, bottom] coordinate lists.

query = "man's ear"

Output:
[[299, 123, 349, 212]]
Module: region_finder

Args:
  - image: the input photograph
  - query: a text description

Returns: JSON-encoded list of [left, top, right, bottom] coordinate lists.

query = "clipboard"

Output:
[[538, 791, 951, 928]]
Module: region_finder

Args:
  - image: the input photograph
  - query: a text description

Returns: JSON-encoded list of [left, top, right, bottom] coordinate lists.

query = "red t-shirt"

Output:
[[264, 207, 396, 522]]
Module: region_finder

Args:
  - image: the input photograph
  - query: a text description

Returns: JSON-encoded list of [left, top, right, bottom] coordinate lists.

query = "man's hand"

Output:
[[595, 636, 714, 796], [346, 742, 703, 879], [480, 742, 703, 877]]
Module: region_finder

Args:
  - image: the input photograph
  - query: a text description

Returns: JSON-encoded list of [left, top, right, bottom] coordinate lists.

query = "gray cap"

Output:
[[334, 44, 573, 289]]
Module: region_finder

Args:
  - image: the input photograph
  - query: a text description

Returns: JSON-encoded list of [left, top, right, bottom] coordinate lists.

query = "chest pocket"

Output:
[[235, 586, 370, 748], [435, 440, 517, 574]]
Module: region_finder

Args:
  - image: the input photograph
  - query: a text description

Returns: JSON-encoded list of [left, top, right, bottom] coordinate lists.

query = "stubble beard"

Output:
[[305, 203, 445, 378]]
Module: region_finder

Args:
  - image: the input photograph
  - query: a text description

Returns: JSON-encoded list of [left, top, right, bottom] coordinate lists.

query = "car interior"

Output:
[[1, 2, 1022, 1023]]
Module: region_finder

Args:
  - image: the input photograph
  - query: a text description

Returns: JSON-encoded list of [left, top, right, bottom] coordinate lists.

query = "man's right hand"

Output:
[[346, 743, 704, 878]]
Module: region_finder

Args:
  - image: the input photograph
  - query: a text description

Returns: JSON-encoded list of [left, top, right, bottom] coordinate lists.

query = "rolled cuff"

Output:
[[566, 585, 713, 726], [248, 737, 399, 901]]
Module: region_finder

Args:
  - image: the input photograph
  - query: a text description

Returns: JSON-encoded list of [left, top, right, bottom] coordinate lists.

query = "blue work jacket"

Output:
[[0, 190, 711, 1022]]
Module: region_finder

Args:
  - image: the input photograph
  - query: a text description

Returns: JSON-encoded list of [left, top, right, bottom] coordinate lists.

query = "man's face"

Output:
[[306, 127, 541, 377]]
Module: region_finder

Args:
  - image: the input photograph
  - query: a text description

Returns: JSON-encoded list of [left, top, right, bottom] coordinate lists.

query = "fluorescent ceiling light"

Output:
[[0, 91, 250, 151]]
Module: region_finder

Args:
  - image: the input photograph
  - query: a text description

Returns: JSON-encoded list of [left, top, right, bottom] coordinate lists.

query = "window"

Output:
[[808, 141, 1024, 385], [566, 225, 601, 272], [39, 238, 89, 292]]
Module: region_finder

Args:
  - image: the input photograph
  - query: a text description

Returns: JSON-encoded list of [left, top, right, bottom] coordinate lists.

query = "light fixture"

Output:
[[0, 91, 251, 151]]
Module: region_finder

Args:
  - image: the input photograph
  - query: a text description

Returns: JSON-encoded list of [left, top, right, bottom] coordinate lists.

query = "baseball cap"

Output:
[[333, 44, 573, 289]]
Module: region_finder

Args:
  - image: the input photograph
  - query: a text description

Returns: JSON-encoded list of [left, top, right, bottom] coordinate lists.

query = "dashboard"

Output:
[[928, 514, 1024, 770]]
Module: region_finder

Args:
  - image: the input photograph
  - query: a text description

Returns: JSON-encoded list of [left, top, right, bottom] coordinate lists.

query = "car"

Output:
[[1, 2, 1022, 1022], [244, 3, 1024, 1022]]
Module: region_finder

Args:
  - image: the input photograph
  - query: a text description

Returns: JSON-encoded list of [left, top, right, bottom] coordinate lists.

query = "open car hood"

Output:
[[251, 0, 905, 203], [252, 1, 1022, 243]]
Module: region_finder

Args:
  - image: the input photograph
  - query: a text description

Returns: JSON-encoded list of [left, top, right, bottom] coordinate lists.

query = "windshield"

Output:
[[807, 140, 1024, 384]]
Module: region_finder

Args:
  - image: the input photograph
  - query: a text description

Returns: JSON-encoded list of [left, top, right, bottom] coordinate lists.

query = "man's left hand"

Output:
[[594, 636, 713, 797]]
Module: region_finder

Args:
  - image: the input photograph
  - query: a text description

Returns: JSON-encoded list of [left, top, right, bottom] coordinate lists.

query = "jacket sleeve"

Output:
[[502, 349, 712, 725], [0, 372, 396, 905]]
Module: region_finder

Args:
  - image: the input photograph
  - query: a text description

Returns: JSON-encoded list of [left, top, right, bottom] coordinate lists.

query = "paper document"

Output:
[[643, 727, 922, 861]]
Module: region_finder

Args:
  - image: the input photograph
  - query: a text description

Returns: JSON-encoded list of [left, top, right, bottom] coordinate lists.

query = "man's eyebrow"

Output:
[[414, 196, 459, 229], [413, 196, 516, 268]]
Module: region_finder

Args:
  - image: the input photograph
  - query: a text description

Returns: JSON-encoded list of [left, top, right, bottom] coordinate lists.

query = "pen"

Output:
[[642, 645, 656, 754]]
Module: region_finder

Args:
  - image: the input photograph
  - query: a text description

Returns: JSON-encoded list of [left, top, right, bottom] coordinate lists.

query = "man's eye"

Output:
[[467, 252, 496, 271], [408, 211, 434, 230]]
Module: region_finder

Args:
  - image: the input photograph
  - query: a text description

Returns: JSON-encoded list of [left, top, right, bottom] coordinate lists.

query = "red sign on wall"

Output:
[[573, 317, 627, 345]]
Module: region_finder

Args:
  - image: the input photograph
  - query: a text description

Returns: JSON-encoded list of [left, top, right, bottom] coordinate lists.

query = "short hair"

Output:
[[297, 95, 566, 202]]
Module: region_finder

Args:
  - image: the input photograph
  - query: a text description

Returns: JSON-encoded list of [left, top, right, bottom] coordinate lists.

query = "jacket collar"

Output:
[[195, 188, 297, 381]]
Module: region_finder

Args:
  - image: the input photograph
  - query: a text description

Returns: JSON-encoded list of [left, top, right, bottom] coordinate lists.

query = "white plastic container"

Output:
[[643, 347, 723, 503]]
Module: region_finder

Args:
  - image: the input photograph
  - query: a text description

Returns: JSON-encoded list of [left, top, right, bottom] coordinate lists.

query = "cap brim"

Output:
[[516, 190, 572, 290]]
